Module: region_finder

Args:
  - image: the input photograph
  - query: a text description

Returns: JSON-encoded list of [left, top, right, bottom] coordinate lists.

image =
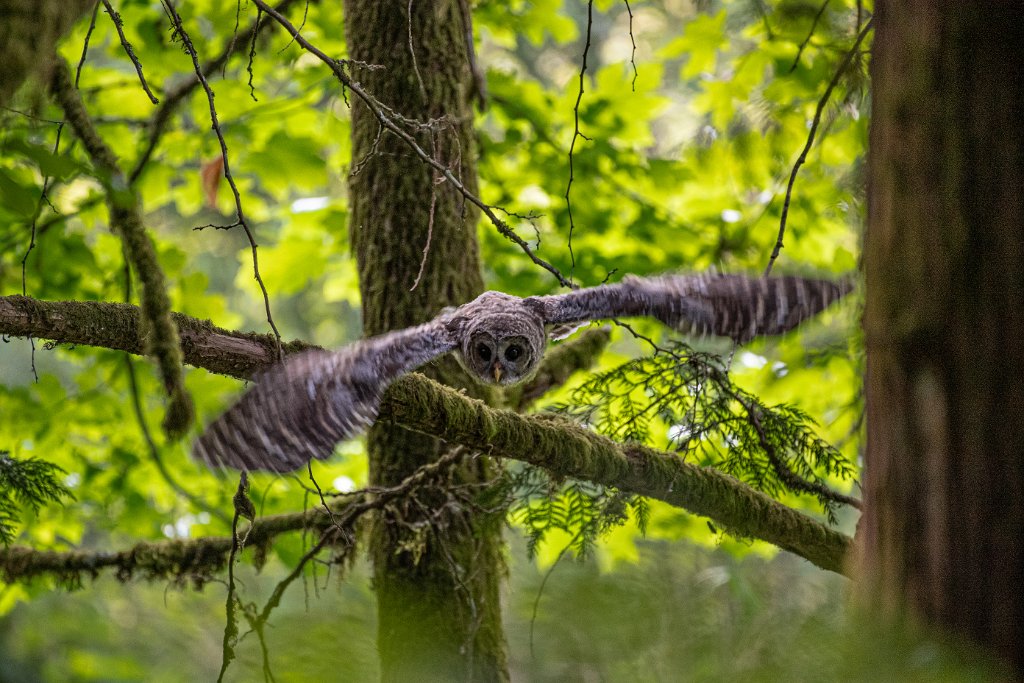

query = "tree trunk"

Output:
[[343, 1, 508, 680], [862, 2, 1024, 676]]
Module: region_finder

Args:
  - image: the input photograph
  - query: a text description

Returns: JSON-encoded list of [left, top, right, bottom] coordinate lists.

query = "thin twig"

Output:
[[565, 0, 595, 280], [764, 17, 873, 276], [529, 530, 580, 660], [216, 475, 247, 683], [410, 130, 443, 291], [161, 0, 283, 356], [623, 0, 638, 90], [101, 0, 160, 104], [250, 0, 575, 289], [788, 0, 831, 74], [125, 355, 232, 525], [406, 0, 427, 101], [128, 0, 300, 184], [245, 7, 262, 101], [457, 0, 487, 107]]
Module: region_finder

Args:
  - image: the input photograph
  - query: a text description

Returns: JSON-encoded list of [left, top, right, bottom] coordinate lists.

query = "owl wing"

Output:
[[192, 319, 457, 473], [530, 273, 852, 343]]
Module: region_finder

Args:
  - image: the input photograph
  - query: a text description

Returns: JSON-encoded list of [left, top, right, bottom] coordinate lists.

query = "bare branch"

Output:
[[788, 0, 831, 74], [249, 0, 576, 290], [765, 17, 873, 276], [161, 0, 282, 354], [128, 0, 301, 184], [565, 0, 595, 278], [101, 0, 159, 104]]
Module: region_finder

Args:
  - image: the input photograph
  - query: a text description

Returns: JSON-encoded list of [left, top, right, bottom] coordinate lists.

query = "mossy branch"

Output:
[[0, 447, 470, 586], [0, 295, 309, 379], [0, 295, 852, 574], [48, 58, 193, 438], [0, 502, 342, 586], [380, 375, 852, 575]]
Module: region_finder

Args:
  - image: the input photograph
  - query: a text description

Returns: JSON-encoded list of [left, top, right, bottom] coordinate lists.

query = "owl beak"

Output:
[[492, 363, 503, 383]]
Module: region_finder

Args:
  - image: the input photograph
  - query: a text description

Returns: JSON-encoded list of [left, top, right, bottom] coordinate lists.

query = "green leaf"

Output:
[[0, 167, 38, 218]]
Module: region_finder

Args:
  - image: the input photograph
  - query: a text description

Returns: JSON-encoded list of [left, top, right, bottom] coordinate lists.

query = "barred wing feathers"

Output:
[[193, 321, 456, 473], [534, 273, 852, 343]]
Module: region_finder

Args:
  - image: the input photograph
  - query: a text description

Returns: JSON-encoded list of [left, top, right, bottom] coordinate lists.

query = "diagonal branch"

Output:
[[380, 375, 852, 575], [0, 295, 852, 574], [249, 0, 575, 289], [128, 0, 301, 183], [765, 17, 873, 276], [48, 59, 193, 438]]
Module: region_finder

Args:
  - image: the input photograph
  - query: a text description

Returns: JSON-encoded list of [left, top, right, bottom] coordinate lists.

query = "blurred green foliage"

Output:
[[0, 0, 990, 679]]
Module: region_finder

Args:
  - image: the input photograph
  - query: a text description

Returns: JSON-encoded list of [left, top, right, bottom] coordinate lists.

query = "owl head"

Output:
[[451, 293, 547, 385]]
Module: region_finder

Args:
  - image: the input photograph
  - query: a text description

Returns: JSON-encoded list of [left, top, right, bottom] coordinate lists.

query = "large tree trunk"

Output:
[[862, 2, 1024, 676], [343, 1, 508, 680]]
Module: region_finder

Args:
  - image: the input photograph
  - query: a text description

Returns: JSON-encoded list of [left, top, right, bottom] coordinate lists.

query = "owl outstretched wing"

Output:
[[530, 273, 852, 343], [193, 319, 457, 473]]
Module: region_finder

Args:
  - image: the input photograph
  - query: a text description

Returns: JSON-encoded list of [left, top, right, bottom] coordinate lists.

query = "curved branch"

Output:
[[765, 17, 873, 276]]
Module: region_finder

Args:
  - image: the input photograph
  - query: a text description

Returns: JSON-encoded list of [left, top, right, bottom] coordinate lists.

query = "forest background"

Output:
[[0, 0, 1015, 680]]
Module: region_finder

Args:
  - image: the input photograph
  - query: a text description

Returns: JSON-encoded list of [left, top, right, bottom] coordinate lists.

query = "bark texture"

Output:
[[342, 1, 507, 680], [863, 3, 1024, 675]]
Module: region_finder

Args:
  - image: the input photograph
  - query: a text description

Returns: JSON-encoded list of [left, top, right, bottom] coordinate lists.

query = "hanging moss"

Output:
[[50, 59, 193, 438]]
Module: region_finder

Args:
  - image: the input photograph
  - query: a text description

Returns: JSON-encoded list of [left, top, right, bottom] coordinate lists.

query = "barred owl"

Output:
[[193, 273, 851, 472]]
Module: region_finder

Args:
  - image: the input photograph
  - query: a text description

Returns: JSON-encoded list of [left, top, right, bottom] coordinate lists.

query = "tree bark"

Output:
[[863, 3, 1024, 675], [342, 1, 508, 680], [0, 0, 94, 106]]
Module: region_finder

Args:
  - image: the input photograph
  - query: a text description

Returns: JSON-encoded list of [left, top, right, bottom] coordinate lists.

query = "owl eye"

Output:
[[476, 343, 492, 361], [504, 344, 522, 361]]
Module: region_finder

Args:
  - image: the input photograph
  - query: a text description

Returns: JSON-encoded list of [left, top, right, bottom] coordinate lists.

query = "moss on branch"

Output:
[[49, 58, 193, 438], [0, 295, 851, 574], [0, 502, 343, 586], [0, 295, 309, 379], [381, 374, 853, 575]]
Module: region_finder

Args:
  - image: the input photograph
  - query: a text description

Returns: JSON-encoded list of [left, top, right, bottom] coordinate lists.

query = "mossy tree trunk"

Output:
[[863, 3, 1024, 676], [343, 1, 508, 680]]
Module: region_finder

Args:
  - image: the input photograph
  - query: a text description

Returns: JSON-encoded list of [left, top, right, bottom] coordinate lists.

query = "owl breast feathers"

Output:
[[193, 272, 852, 472]]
